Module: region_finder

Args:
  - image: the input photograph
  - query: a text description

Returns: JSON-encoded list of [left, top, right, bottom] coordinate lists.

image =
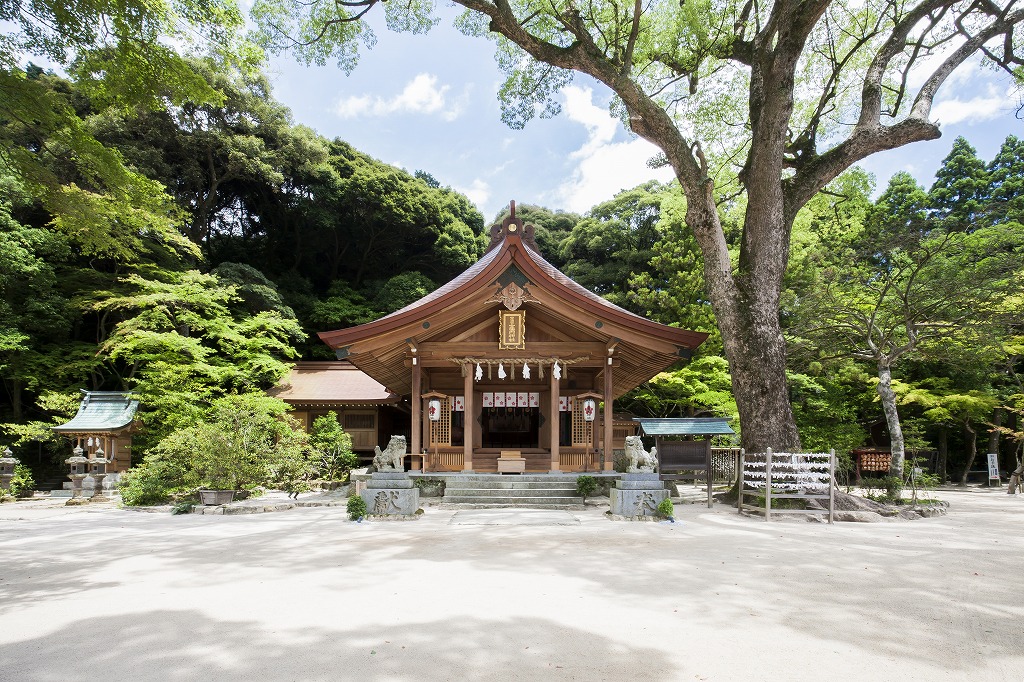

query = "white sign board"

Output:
[[987, 453, 1000, 482]]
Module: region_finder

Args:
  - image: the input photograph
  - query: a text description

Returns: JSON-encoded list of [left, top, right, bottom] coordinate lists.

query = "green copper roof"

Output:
[[52, 392, 140, 433], [634, 418, 736, 436]]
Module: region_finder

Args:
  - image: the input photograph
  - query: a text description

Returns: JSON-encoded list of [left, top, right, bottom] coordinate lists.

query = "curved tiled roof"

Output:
[[52, 392, 139, 433]]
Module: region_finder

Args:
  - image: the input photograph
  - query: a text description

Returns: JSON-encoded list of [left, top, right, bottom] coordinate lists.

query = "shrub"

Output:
[[309, 412, 357, 483], [347, 493, 367, 520], [656, 498, 675, 518], [9, 464, 35, 498], [576, 475, 597, 502], [882, 475, 903, 504], [119, 393, 309, 506]]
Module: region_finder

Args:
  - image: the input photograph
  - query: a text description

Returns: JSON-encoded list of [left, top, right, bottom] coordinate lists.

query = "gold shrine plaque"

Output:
[[498, 310, 526, 350]]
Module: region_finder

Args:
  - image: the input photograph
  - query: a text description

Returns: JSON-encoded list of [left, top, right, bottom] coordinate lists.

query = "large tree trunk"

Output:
[[959, 420, 978, 485], [876, 363, 905, 477], [936, 426, 948, 482], [685, 187, 801, 453]]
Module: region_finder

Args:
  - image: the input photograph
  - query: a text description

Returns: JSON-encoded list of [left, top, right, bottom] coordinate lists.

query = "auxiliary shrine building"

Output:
[[277, 204, 707, 473]]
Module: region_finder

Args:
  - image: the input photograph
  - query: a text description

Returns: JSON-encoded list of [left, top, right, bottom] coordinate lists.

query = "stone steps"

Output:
[[441, 475, 585, 508]]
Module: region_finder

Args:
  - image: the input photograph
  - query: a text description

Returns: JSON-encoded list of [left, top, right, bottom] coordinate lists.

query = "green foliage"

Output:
[[9, 463, 35, 498], [372, 272, 436, 314], [620, 356, 737, 430], [656, 498, 675, 519], [309, 412, 357, 483], [119, 393, 307, 505], [575, 475, 597, 501], [95, 270, 303, 445], [346, 493, 367, 521]]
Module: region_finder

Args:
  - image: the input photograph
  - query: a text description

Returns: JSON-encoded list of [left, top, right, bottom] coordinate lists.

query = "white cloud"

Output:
[[553, 86, 675, 213], [335, 73, 464, 120], [931, 86, 1010, 126], [454, 178, 491, 210]]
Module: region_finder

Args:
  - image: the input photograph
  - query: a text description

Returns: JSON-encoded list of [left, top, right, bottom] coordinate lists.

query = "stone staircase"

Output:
[[440, 475, 584, 508]]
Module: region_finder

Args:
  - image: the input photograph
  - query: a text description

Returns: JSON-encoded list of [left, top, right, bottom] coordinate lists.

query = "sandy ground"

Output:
[[1, 488, 1022, 681]]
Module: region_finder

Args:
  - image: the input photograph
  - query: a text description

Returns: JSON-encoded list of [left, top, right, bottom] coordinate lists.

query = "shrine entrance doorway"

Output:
[[480, 406, 540, 449]]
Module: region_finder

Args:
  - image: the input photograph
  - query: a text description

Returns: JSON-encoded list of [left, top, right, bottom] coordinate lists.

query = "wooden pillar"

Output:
[[410, 358, 421, 460], [550, 365, 560, 472], [463, 365, 474, 472], [603, 363, 614, 471]]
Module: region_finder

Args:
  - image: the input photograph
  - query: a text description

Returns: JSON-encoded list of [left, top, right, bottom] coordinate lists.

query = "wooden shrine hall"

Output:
[[318, 202, 708, 473]]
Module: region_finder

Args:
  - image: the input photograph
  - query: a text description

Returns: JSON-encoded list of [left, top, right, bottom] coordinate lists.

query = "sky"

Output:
[[264, 6, 1024, 221]]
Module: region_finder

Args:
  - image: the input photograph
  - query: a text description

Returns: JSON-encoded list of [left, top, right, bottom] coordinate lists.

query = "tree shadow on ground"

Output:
[[0, 611, 676, 681]]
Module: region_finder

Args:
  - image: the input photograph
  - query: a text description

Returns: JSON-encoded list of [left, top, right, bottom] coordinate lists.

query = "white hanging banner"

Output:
[[517, 392, 528, 408], [453, 396, 465, 412], [528, 392, 540, 408], [482, 392, 494, 408], [494, 392, 506, 407]]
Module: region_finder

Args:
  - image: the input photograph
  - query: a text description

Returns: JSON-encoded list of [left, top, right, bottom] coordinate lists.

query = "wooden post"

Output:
[[463, 365, 474, 472], [410, 358, 421, 461], [550, 365, 560, 472], [828, 448, 835, 525], [765, 447, 773, 522], [737, 448, 745, 513], [603, 363, 614, 471], [704, 439, 713, 508]]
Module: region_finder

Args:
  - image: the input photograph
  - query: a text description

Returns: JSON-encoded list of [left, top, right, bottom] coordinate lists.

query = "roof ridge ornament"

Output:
[[486, 199, 539, 252]]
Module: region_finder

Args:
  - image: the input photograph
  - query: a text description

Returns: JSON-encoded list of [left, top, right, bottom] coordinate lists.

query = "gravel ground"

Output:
[[1, 487, 1022, 681]]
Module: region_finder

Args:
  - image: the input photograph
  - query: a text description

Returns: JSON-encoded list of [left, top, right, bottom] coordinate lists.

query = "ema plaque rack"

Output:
[[738, 448, 835, 523]]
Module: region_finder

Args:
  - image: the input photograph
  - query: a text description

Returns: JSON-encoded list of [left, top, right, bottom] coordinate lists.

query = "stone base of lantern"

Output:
[[360, 472, 419, 516], [609, 473, 669, 517]]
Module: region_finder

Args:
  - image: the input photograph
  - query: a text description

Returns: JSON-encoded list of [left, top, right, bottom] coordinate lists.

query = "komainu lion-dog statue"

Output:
[[373, 435, 407, 472], [624, 435, 658, 473]]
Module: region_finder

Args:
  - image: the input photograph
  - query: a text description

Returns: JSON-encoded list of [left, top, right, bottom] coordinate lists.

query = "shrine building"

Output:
[[314, 203, 708, 474]]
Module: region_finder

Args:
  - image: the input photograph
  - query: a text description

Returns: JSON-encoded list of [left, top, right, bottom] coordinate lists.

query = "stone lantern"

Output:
[[89, 447, 112, 503], [0, 447, 18, 502], [66, 446, 90, 506]]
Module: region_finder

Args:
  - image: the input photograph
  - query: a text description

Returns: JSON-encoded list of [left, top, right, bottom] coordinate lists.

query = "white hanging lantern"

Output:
[[475, 363, 483, 381], [497, 363, 507, 379], [428, 398, 442, 421], [582, 399, 597, 422], [522, 361, 531, 379]]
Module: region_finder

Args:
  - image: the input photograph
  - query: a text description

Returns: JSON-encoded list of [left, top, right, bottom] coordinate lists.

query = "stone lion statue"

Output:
[[373, 435, 407, 472], [624, 435, 658, 473]]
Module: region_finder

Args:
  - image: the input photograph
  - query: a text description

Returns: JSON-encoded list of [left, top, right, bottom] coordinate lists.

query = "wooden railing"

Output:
[[559, 450, 600, 472], [423, 450, 465, 472]]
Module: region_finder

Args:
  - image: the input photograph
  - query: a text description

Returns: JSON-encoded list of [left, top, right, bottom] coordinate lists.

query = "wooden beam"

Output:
[[550, 367, 560, 472], [410, 358, 421, 461], [463, 363, 474, 472], [604, 359, 614, 471], [419, 341, 606, 357]]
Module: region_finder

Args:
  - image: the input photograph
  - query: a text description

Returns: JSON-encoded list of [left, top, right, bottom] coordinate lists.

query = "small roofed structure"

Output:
[[634, 418, 737, 508], [269, 361, 404, 454], [52, 391, 140, 472], [633, 418, 736, 438]]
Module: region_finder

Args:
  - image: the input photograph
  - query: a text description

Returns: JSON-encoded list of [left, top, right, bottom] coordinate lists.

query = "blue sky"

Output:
[[264, 7, 1024, 220]]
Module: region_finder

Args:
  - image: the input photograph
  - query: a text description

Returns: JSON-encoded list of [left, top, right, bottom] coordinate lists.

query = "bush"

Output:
[[309, 412, 357, 483], [656, 498, 675, 519], [576, 475, 597, 501], [9, 464, 35, 498], [883, 475, 903, 504], [119, 393, 309, 506], [347, 493, 367, 520]]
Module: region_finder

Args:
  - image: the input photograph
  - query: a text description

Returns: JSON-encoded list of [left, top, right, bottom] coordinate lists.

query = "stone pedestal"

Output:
[[360, 472, 419, 516], [610, 473, 668, 517]]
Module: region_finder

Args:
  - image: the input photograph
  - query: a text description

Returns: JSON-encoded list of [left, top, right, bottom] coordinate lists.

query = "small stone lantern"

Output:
[[0, 447, 18, 501], [89, 447, 112, 503], [66, 446, 90, 506]]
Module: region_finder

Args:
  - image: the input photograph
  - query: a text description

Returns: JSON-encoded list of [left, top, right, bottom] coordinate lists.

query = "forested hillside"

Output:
[[2, 46, 1022, 485]]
